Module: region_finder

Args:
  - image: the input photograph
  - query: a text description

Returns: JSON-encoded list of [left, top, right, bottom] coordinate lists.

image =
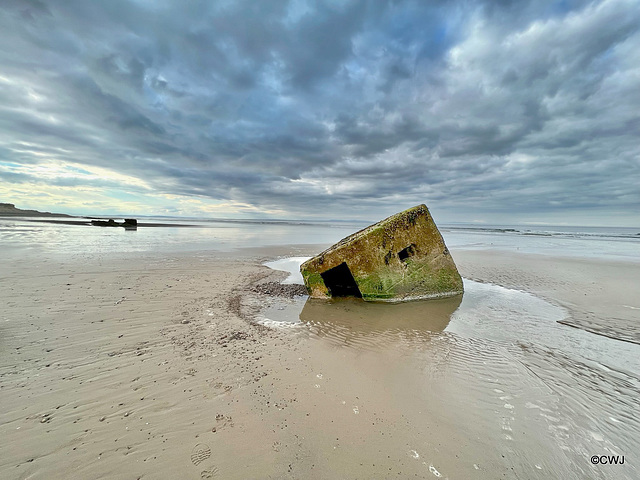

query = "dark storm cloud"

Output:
[[0, 0, 638, 223]]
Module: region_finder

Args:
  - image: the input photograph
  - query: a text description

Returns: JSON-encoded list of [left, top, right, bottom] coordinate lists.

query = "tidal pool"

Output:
[[262, 257, 639, 480]]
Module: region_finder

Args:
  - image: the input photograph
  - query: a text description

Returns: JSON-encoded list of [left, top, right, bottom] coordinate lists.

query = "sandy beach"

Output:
[[1, 246, 638, 479]]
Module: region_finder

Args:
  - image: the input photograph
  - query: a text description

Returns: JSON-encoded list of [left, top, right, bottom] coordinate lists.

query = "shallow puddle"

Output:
[[263, 258, 640, 479]]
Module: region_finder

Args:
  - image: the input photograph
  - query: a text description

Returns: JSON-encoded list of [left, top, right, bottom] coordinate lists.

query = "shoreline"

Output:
[[11, 218, 204, 228], [1, 246, 638, 479]]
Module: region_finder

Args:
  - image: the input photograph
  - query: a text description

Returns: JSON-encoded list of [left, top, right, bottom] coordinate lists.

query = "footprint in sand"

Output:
[[191, 443, 211, 466], [200, 464, 219, 478], [214, 413, 233, 430]]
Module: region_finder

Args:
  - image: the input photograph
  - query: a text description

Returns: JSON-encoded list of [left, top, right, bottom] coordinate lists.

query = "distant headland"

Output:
[[0, 203, 197, 228], [0, 203, 73, 218]]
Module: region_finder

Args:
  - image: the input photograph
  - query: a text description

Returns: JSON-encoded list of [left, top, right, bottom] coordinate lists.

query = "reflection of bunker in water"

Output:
[[299, 294, 462, 348]]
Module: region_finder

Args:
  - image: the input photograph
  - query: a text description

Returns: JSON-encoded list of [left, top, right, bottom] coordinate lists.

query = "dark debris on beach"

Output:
[[251, 282, 308, 298]]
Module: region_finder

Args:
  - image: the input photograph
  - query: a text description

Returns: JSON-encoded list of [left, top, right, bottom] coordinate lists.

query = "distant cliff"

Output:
[[0, 203, 73, 217]]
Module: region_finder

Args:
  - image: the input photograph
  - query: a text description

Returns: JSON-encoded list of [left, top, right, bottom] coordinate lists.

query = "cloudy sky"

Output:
[[1, 0, 638, 225]]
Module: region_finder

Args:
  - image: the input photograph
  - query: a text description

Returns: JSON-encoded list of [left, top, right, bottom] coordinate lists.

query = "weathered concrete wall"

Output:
[[300, 204, 463, 301]]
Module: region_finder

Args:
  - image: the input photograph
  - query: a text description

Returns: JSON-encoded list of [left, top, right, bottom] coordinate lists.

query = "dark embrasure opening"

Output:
[[398, 244, 416, 262], [320, 262, 362, 298]]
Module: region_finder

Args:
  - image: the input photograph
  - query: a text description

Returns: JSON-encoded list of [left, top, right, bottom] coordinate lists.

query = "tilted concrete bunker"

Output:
[[300, 204, 463, 302]]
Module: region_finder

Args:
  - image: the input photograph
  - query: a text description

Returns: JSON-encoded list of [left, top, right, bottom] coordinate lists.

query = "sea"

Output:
[[0, 215, 638, 262]]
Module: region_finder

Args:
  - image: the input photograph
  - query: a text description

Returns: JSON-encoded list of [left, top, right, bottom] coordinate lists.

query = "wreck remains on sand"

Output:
[[300, 204, 463, 302], [90, 218, 138, 230]]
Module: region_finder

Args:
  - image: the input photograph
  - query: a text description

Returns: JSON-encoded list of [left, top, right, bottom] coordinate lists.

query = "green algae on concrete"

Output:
[[300, 204, 463, 302]]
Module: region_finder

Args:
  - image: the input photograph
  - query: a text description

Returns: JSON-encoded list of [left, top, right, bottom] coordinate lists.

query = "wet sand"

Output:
[[0, 247, 638, 479], [454, 250, 640, 345]]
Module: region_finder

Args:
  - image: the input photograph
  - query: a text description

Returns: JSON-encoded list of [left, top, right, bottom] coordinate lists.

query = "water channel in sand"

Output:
[[261, 257, 640, 479]]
